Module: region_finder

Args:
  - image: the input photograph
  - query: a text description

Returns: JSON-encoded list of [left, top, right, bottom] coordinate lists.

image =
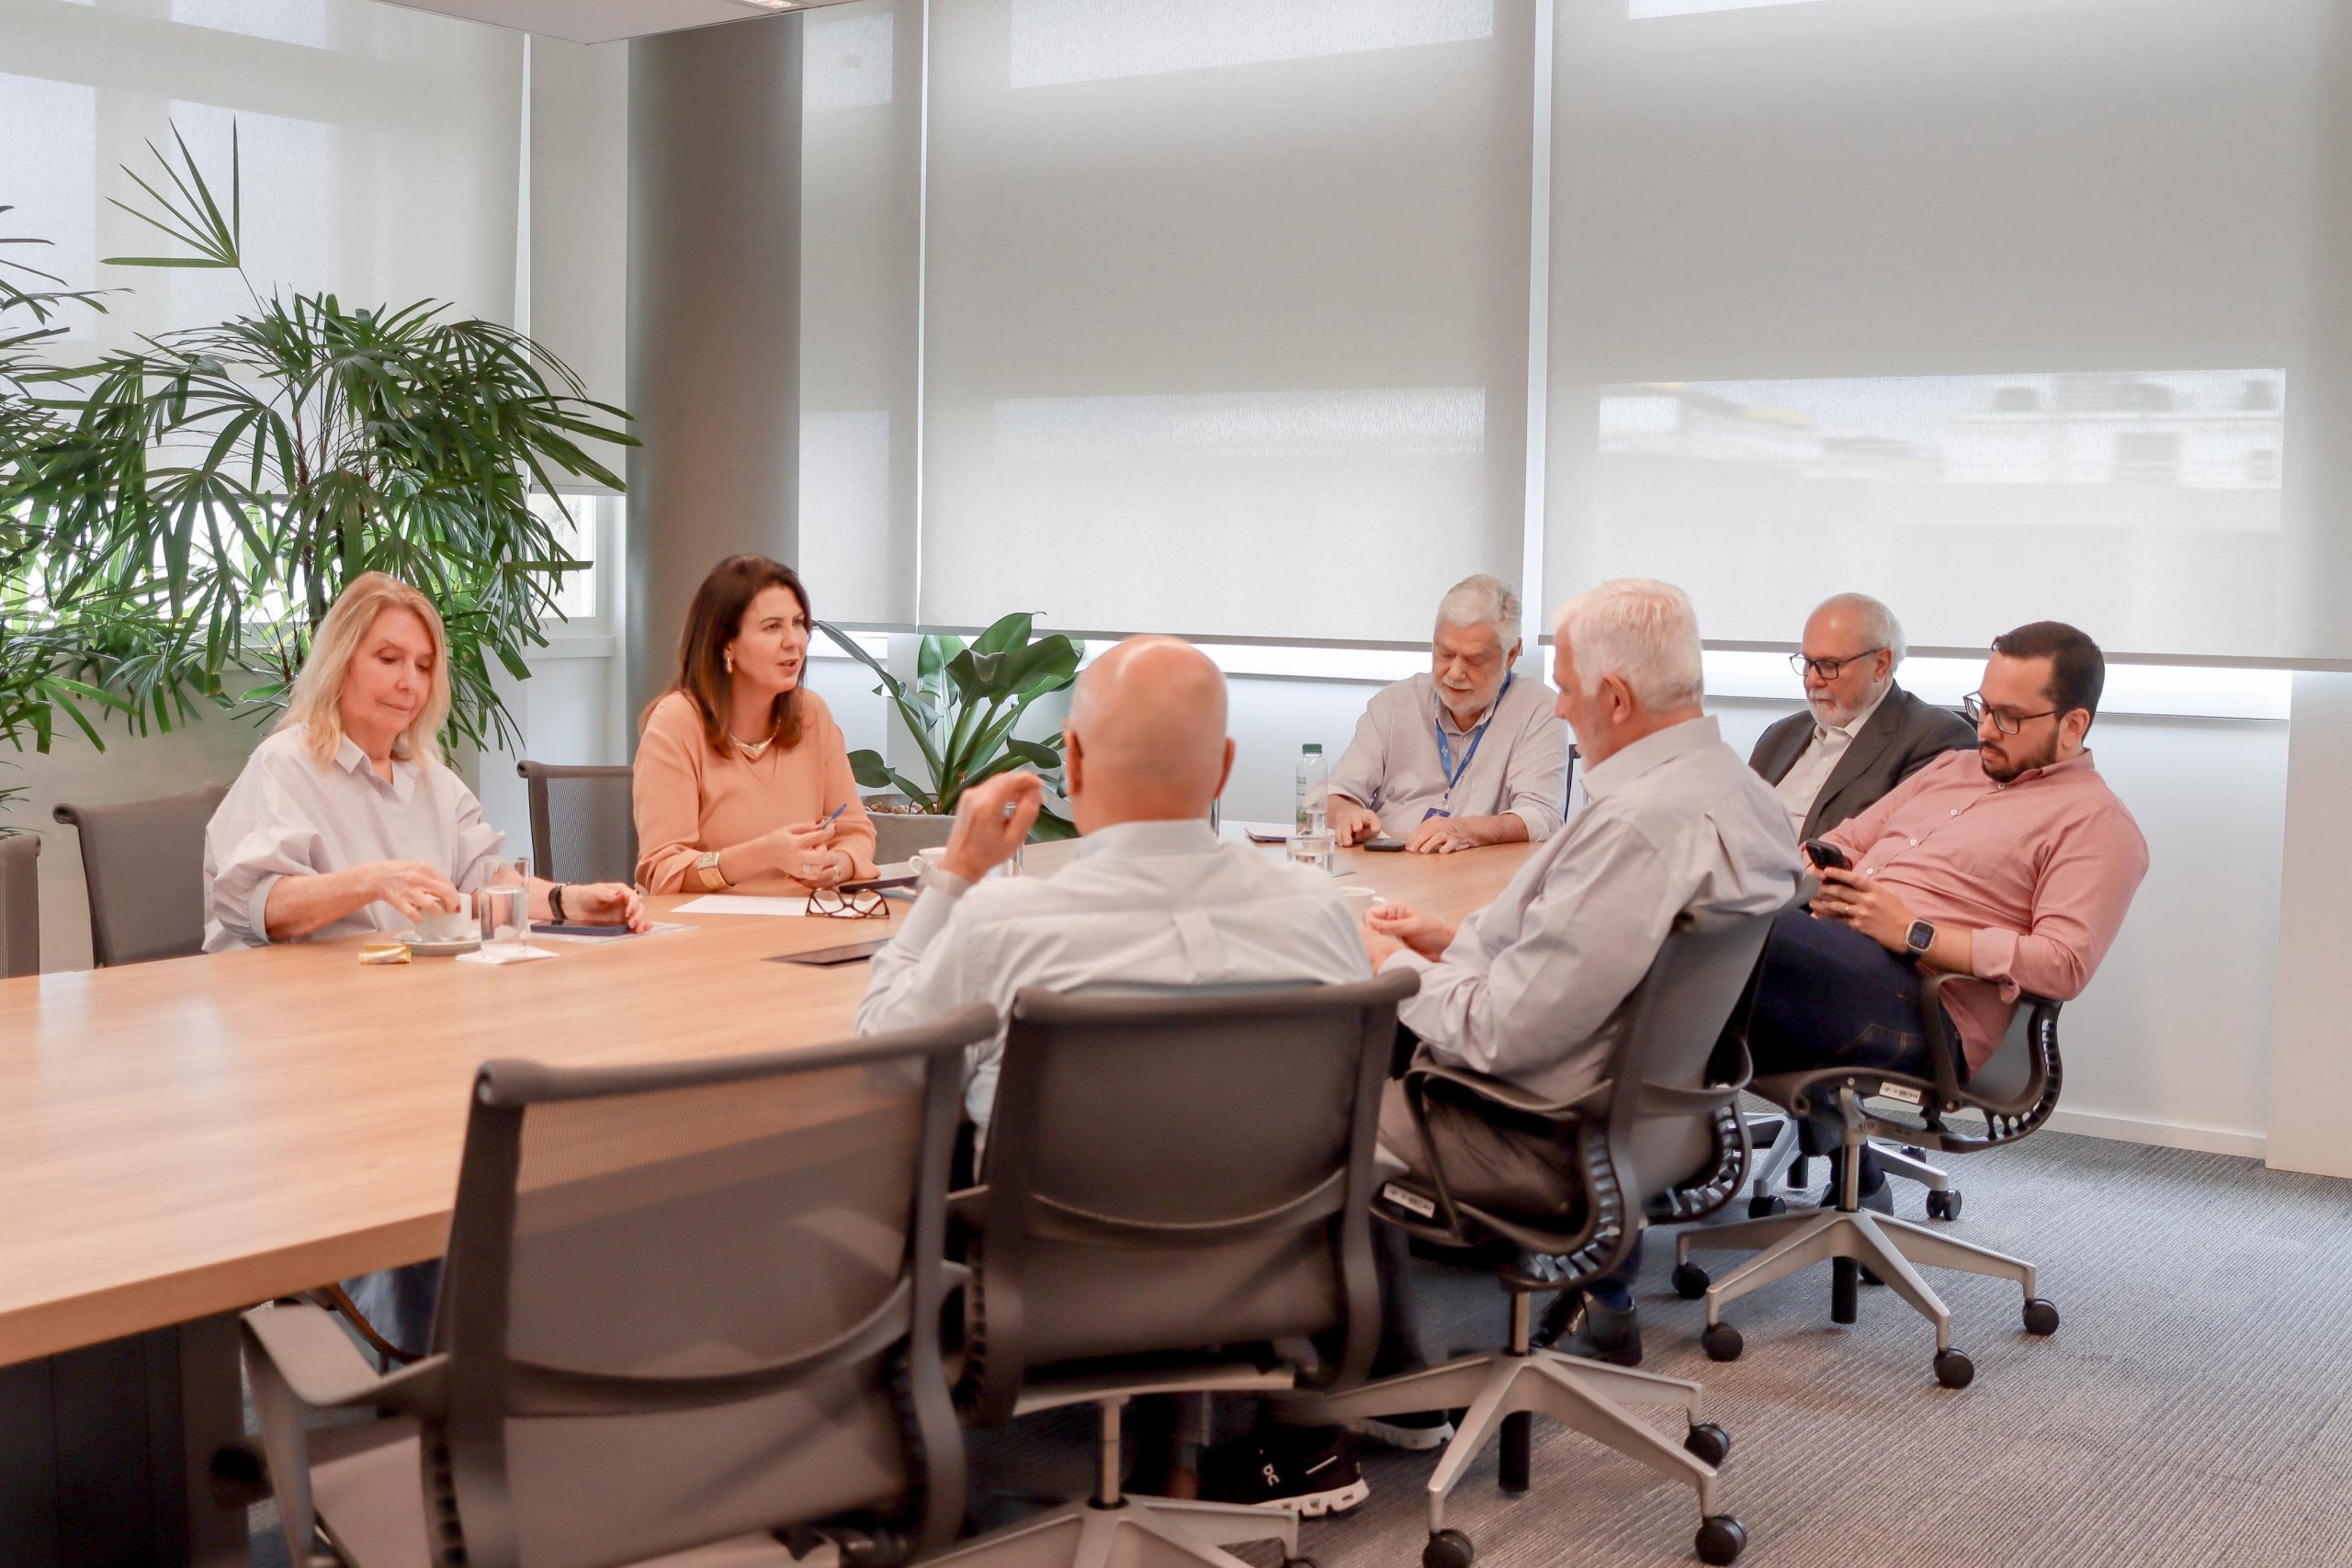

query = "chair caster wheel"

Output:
[[1672, 1262, 1711, 1299], [1423, 1528, 1475, 1568], [2023, 1297, 2061, 1336], [1701, 1323, 1743, 1362], [1925, 1188, 1963, 1221], [1696, 1513, 1747, 1565], [1682, 1421, 1731, 1467], [1747, 1192, 1787, 1219], [1933, 1348, 1974, 1389]]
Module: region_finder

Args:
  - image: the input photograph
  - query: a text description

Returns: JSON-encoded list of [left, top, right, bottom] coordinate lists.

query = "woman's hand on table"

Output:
[[366, 861, 464, 923], [567, 881, 650, 931]]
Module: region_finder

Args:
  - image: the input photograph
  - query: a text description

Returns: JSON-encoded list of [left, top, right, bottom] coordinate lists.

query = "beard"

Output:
[[1979, 731, 2060, 784]]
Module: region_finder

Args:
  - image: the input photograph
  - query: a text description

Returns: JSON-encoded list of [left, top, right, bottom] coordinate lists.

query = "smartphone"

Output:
[[535, 923, 634, 938], [1361, 837, 1408, 852], [840, 872, 920, 894], [1804, 839, 1851, 873], [769, 939, 893, 966]]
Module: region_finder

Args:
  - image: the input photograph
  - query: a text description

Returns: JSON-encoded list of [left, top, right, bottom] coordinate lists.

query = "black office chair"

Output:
[[243, 1004, 994, 1568], [928, 973, 1414, 1568], [1674, 975, 2064, 1389], [0, 832, 38, 978], [1323, 907, 1779, 1568], [516, 761, 637, 886], [53, 783, 226, 965]]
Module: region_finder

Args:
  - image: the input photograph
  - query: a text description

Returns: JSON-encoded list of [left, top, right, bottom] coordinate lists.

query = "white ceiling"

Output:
[[375, 0, 865, 46]]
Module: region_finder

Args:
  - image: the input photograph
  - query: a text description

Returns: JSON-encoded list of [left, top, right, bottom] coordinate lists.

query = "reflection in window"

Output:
[[1598, 371, 2285, 497], [806, 11, 894, 113], [996, 388, 1486, 461], [1009, 0, 1494, 88]]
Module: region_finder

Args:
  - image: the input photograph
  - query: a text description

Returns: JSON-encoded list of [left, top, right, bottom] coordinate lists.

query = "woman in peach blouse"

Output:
[[634, 555, 878, 894]]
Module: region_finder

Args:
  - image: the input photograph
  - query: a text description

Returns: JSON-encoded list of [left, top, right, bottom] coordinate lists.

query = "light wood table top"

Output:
[[0, 833, 1536, 1366]]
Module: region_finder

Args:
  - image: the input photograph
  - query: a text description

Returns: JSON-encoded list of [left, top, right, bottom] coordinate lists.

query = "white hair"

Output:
[[1551, 579, 1705, 710], [1435, 573, 1521, 649], [1812, 592, 1906, 666]]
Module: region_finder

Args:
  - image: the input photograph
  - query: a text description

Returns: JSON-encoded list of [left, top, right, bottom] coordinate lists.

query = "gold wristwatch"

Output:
[[695, 850, 729, 891]]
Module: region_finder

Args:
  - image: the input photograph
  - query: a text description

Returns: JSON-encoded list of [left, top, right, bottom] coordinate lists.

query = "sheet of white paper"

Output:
[[674, 895, 815, 917], [454, 944, 558, 966]]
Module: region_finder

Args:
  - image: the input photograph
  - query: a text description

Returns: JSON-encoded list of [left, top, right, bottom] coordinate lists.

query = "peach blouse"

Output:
[[632, 690, 879, 894]]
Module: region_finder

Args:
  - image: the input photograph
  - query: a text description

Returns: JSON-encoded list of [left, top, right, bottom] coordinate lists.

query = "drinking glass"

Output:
[[478, 855, 533, 956], [1286, 829, 1335, 876]]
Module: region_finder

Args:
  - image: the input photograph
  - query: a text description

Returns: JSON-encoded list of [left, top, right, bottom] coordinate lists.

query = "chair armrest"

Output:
[[1915, 970, 1973, 1113], [241, 1303, 447, 1564]]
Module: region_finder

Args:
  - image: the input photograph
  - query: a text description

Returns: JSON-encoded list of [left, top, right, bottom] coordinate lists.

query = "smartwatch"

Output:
[[1905, 918, 1936, 957]]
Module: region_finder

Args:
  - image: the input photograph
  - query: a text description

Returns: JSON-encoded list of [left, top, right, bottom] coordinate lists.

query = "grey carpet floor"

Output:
[[251, 1132, 2352, 1567]]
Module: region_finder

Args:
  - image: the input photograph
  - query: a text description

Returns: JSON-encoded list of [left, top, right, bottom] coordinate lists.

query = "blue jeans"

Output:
[[1744, 906, 1957, 1084]]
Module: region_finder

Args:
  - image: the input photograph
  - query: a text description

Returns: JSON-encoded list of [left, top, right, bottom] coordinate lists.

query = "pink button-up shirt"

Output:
[[1820, 749, 2148, 1070]]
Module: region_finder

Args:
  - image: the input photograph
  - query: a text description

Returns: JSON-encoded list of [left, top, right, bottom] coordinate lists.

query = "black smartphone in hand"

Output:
[[1804, 838, 1850, 873]]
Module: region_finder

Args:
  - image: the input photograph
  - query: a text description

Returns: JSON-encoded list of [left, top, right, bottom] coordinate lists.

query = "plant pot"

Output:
[[866, 799, 957, 864]]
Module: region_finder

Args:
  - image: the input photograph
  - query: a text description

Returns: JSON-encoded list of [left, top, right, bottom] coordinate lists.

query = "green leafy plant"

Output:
[[817, 614, 1081, 839], [6, 125, 636, 756]]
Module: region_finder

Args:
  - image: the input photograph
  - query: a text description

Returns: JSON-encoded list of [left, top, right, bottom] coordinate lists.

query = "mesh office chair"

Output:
[[52, 783, 227, 965], [1674, 975, 2064, 1389], [1321, 908, 1780, 1568], [516, 762, 638, 887], [242, 1004, 993, 1568], [0, 832, 38, 978], [928, 973, 1414, 1568]]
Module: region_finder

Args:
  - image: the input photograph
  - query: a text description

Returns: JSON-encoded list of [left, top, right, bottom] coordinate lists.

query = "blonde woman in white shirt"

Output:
[[203, 571, 644, 953]]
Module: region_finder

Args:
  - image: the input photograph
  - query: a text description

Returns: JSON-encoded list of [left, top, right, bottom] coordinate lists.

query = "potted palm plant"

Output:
[[817, 613, 1081, 858], [4, 126, 633, 764]]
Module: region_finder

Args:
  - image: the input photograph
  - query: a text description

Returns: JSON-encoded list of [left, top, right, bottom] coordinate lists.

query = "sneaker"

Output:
[[1530, 1290, 1644, 1367], [1343, 1408, 1456, 1451], [1199, 1425, 1370, 1517]]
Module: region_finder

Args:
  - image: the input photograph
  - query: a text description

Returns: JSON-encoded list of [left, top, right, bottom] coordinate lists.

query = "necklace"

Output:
[[729, 732, 775, 761]]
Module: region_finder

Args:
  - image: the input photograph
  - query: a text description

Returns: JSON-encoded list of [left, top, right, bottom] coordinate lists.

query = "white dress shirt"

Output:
[[1327, 671, 1571, 840], [855, 818, 1372, 1131], [1384, 716, 1804, 1104], [1771, 683, 1893, 836], [203, 726, 508, 952]]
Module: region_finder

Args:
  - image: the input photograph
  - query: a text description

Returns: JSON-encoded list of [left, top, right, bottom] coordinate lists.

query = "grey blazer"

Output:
[[1747, 683, 1980, 843]]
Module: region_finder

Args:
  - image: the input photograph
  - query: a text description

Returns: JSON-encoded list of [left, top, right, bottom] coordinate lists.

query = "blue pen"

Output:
[[823, 802, 849, 826]]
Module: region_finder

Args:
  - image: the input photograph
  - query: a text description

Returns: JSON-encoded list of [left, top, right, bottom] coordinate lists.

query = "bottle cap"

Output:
[[1303, 743, 1322, 754]]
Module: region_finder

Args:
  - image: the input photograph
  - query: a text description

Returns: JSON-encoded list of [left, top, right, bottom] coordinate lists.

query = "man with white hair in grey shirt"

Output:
[[1327, 574, 1570, 854], [1363, 579, 1804, 1365]]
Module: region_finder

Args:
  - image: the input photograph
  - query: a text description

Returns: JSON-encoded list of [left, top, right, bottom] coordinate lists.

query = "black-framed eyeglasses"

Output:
[[1962, 694, 2058, 736], [1790, 648, 1884, 682], [808, 886, 891, 920]]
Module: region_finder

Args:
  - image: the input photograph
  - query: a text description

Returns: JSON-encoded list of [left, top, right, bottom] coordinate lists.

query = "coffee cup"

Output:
[[417, 905, 474, 942]]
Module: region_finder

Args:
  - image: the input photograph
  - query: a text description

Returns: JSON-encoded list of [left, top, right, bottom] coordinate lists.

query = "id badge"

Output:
[[1420, 807, 1453, 823]]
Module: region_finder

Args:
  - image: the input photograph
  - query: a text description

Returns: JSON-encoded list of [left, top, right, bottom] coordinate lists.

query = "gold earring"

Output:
[[725, 649, 734, 674]]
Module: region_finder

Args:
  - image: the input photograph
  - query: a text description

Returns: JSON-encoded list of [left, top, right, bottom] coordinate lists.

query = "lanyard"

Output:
[[1432, 671, 1512, 807]]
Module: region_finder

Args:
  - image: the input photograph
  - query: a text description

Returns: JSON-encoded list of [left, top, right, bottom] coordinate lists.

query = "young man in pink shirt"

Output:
[[1744, 620, 2150, 1207]]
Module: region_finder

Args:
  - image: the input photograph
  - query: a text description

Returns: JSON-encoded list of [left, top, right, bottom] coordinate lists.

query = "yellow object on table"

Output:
[[357, 942, 411, 965]]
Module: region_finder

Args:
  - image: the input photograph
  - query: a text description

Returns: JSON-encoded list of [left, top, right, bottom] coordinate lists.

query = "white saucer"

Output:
[[395, 931, 482, 956]]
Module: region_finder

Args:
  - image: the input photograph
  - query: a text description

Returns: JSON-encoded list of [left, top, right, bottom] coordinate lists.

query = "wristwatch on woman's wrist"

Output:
[[548, 883, 568, 923], [695, 850, 729, 892]]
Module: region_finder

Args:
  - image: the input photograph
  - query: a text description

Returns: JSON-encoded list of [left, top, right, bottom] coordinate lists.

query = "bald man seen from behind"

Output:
[[854, 634, 1372, 1139]]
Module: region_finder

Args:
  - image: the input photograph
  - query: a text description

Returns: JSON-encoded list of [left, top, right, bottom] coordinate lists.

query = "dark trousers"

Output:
[[1745, 906, 1959, 1159]]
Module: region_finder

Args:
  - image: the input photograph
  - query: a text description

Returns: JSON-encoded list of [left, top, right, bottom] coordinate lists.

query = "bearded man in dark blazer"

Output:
[[1751, 594, 1977, 840]]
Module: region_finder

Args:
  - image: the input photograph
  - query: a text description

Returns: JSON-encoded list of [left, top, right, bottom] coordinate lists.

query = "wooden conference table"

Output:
[[0, 832, 1535, 1564]]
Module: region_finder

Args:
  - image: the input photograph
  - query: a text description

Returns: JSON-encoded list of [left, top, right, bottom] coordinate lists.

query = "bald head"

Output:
[[1063, 636, 1233, 829]]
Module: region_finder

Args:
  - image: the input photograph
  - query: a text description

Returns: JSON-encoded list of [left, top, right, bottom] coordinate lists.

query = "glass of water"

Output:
[[1287, 829, 1336, 876], [478, 855, 533, 956]]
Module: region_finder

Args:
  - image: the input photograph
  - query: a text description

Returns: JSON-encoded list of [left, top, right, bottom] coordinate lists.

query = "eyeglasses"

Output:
[[1961, 694, 2058, 736], [808, 886, 890, 920], [1789, 648, 1884, 682]]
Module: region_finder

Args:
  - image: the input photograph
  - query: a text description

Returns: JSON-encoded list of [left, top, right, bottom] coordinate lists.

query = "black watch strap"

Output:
[[549, 883, 568, 924]]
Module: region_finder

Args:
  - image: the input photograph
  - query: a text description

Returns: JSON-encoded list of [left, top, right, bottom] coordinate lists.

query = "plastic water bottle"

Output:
[[1295, 743, 1328, 835]]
